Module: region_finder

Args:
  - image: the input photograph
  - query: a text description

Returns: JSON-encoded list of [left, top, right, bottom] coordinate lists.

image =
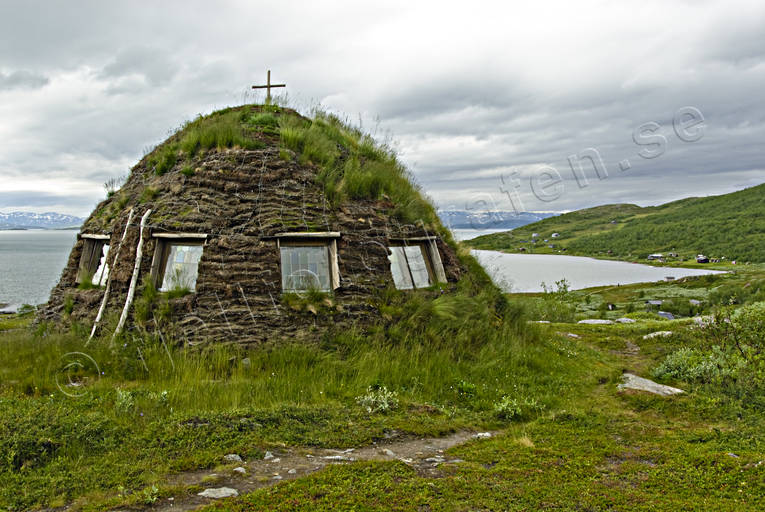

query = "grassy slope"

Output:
[[467, 183, 765, 263], [205, 269, 765, 511], [3, 273, 765, 510], [207, 319, 765, 511]]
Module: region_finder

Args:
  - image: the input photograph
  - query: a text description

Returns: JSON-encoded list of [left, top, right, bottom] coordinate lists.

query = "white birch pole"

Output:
[[113, 209, 151, 340], [88, 208, 134, 343]]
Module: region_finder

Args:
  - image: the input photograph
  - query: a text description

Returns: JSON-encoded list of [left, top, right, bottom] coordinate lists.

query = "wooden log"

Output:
[[88, 208, 134, 342], [113, 209, 151, 340]]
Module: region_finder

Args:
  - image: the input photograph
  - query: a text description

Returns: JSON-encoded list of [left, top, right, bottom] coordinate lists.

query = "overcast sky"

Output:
[[0, 0, 763, 218]]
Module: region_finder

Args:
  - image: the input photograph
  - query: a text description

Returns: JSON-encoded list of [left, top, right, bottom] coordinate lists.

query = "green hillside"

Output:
[[467, 183, 765, 263]]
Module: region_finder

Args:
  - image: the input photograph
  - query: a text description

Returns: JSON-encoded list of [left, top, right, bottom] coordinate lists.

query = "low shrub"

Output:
[[356, 386, 399, 414], [493, 395, 545, 421], [652, 346, 746, 384]]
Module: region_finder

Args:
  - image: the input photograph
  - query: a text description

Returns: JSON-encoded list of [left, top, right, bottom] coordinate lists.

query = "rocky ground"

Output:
[[130, 431, 495, 512]]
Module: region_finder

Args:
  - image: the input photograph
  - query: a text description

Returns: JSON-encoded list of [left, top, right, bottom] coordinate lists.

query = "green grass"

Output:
[[468, 183, 765, 263], [3, 277, 765, 510], [206, 302, 764, 511], [0, 257, 596, 510], [549, 266, 765, 322], [146, 109, 268, 175], [209, 410, 764, 511], [278, 110, 443, 229]]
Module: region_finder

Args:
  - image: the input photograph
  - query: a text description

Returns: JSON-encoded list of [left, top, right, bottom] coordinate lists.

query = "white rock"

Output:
[[223, 454, 243, 463], [382, 448, 396, 457], [288, 468, 297, 474], [473, 432, 492, 439], [198, 487, 239, 499], [566, 332, 580, 338], [273, 475, 282, 480], [578, 319, 613, 325], [615, 317, 636, 324], [617, 373, 684, 396], [642, 331, 673, 339], [693, 316, 714, 327], [264, 451, 274, 460], [323, 455, 354, 461], [233, 467, 246, 474]]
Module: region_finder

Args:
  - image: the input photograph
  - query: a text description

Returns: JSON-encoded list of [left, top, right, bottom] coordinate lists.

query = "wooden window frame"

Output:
[[275, 232, 341, 292], [388, 236, 447, 289], [76, 234, 110, 285], [150, 233, 208, 292]]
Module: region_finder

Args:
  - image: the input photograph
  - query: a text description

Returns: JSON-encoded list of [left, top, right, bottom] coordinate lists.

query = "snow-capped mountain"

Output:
[[0, 212, 84, 230], [438, 210, 558, 230]]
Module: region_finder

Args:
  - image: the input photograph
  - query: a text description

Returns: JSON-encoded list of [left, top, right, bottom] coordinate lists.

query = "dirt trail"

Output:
[[142, 430, 495, 512]]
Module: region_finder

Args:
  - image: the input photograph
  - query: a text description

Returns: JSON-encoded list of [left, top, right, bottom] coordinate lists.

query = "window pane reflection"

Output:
[[161, 244, 204, 292], [280, 245, 331, 291]]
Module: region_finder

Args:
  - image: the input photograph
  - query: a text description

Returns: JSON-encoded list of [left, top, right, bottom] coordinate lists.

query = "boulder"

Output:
[[198, 487, 239, 499], [617, 373, 683, 396]]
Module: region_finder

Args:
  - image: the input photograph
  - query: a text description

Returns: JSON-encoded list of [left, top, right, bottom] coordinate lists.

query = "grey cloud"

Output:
[[0, 70, 49, 90], [100, 46, 179, 87], [0, 1, 764, 218], [0, 191, 98, 209]]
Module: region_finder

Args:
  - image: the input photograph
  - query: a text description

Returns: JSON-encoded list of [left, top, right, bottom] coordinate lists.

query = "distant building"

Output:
[[647, 253, 664, 261], [531, 233, 539, 239], [551, 232, 560, 238], [657, 311, 675, 320], [696, 254, 709, 263]]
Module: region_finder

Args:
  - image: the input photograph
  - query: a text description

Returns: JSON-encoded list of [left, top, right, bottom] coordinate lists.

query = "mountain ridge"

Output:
[[466, 182, 765, 263], [0, 211, 84, 230]]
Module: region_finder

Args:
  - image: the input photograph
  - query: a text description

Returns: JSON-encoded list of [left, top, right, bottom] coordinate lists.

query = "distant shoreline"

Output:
[[0, 227, 80, 232]]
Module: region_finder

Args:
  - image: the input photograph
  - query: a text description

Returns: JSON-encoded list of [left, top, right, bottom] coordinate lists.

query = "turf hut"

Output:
[[39, 106, 465, 344]]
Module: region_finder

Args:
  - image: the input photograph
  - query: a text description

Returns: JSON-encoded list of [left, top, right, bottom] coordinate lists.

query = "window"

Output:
[[150, 233, 207, 292], [388, 238, 447, 290], [76, 234, 110, 285], [276, 232, 340, 292], [91, 244, 110, 286]]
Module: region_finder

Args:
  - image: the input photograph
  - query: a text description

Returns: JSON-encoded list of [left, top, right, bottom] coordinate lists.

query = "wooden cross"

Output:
[[251, 70, 286, 104]]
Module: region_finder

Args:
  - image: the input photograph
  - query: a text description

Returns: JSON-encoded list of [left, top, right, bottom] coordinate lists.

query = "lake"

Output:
[[472, 250, 726, 293], [0, 230, 78, 307], [0, 229, 727, 307], [450, 228, 508, 241]]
